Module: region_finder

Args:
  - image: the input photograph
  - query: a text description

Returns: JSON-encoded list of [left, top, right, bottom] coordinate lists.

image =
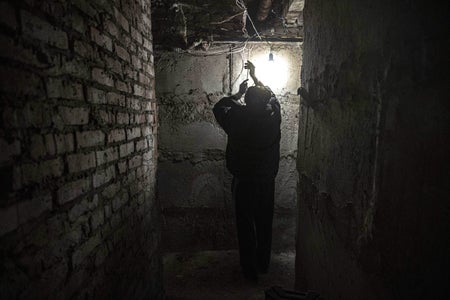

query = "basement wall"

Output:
[[297, 0, 450, 299], [155, 42, 301, 252], [0, 0, 162, 299]]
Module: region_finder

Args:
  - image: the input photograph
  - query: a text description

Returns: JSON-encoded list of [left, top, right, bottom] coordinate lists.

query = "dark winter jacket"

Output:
[[213, 91, 281, 180]]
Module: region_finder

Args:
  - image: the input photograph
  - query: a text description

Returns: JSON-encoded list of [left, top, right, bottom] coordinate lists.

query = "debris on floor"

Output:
[[164, 250, 296, 300]]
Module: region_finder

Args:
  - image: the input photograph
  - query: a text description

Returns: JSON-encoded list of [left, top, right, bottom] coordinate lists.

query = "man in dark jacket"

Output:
[[213, 61, 281, 281]]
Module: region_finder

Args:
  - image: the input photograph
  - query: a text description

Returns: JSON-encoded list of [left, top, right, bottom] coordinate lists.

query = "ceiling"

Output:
[[151, 0, 304, 50]]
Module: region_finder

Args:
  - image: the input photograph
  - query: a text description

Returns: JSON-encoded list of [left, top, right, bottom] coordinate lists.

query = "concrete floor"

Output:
[[163, 250, 296, 300]]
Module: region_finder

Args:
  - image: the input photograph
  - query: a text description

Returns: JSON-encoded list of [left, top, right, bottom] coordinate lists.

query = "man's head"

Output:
[[244, 86, 271, 108]]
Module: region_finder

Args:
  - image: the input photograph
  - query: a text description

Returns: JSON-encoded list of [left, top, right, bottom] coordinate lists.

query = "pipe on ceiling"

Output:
[[256, 0, 273, 21]]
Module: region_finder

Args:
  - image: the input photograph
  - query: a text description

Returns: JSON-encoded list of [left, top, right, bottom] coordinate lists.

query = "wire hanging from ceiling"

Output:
[[235, 0, 271, 49], [176, 0, 272, 57]]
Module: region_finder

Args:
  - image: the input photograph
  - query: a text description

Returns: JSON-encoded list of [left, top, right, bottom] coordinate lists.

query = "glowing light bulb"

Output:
[[252, 53, 288, 93]]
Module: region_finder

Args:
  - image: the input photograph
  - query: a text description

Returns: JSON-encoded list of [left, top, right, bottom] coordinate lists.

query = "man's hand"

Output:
[[244, 60, 256, 76], [239, 79, 249, 94], [244, 60, 263, 87]]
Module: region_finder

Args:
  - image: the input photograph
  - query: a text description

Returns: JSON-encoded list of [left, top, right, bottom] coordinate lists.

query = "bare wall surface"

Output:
[[156, 42, 302, 252], [297, 0, 450, 299], [0, 0, 162, 299]]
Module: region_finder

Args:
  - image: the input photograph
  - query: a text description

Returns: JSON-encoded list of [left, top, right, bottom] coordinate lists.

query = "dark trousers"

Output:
[[232, 177, 275, 274]]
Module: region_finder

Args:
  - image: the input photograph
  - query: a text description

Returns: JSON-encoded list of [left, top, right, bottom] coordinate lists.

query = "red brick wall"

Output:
[[0, 0, 162, 299]]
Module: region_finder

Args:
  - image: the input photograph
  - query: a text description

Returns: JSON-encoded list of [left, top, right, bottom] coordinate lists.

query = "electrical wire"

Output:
[[175, 1, 272, 57], [235, 0, 271, 49], [179, 40, 249, 56]]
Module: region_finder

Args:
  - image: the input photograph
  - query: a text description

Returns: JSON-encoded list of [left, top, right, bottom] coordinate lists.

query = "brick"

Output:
[[22, 102, 53, 128], [97, 110, 115, 125], [76, 130, 105, 149], [93, 166, 115, 188], [106, 92, 125, 106], [142, 101, 152, 112], [68, 198, 89, 222], [143, 37, 152, 51], [137, 47, 148, 62], [0, 205, 18, 236], [72, 0, 96, 16], [22, 158, 63, 184], [135, 113, 146, 124], [102, 184, 120, 199], [0, 2, 17, 30], [68, 196, 98, 223], [67, 152, 96, 173], [58, 178, 91, 205], [21, 10, 68, 49], [119, 142, 134, 158], [105, 55, 122, 75], [90, 27, 112, 51], [114, 7, 129, 32], [55, 133, 74, 154], [18, 193, 52, 224], [144, 63, 155, 77], [71, 11, 86, 33], [146, 113, 155, 124], [128, 155, 142, 169], [74, 40, 96, 59], [127, 97, 141, 110], [0, 138, 21, 164], [58, 106, 89, 125], [90, 208, 105, 232], [115, 80, 129, 93], [135, 139, 148, 151], [118, 161, 127, 174], [143, 150, 153, 163], [131, 55, 142, 70], [44, 134, 56, 156], [141, 125, 152, 136], [130, 26, 143, 44], [115, 44, 130, 62], [127, 127, 141, 140], [104, 19, 119, 38], [47, 78, 84, 100], [47, 57, 90, 79], [104, 203, 112, 218], [88, 87, 106, 104], [107, 129, 125, 143], [112, 192, 128, 212], [138, 73, 151, 86], [96, 147, 119, 165], [30, 135, 46, 159], [123, 66, 137, 81], [133, 84, 145, 97], [116, 112, 129, 125], [92, 68, 114, 87], [72, 233, 102, 268]]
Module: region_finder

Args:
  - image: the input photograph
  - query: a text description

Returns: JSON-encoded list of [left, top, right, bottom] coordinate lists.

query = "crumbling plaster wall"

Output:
[[155, 42, 302, 252], [0, 0, 162, 299], [297, 0, 450, 299]]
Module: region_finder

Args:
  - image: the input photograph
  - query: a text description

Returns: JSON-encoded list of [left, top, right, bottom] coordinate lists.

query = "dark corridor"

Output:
[[0, 0, 449, 299]]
